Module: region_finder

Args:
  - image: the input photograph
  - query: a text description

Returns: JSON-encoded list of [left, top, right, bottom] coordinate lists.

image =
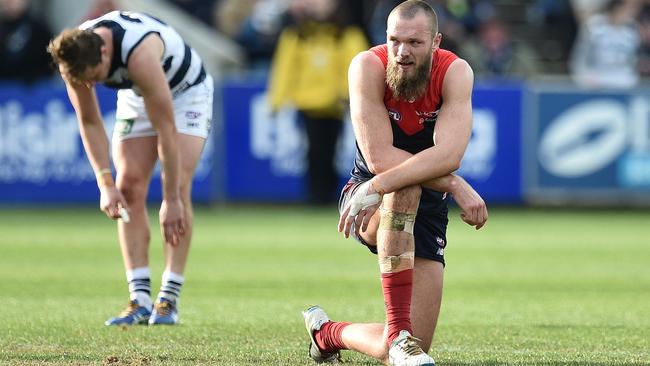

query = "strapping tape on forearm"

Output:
[[378, 251, 415, 273], [378, 208, 416, 234]]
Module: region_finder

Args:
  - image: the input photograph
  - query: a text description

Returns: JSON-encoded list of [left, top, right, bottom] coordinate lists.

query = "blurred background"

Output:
[[1, 0, 650, 207]]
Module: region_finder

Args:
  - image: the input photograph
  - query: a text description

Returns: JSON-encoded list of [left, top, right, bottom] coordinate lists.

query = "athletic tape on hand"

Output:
[[119, 207, 130, 223], [347, 181, 382, 216]]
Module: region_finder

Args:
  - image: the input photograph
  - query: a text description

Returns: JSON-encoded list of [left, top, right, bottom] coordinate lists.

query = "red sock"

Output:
[[314, 321, 350, 353], [381, 269, 413, 345]]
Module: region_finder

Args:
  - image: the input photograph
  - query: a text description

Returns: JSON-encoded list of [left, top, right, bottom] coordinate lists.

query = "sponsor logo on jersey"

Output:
[[416, 110, 439, 124]]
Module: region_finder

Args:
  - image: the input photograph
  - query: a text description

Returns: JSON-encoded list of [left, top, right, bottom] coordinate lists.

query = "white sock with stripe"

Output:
[[126, 267, 152, 310], [157, 271, 184, 303]]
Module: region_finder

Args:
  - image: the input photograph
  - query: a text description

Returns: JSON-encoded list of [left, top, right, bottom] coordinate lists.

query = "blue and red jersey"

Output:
[[349, 45, 459, 216]]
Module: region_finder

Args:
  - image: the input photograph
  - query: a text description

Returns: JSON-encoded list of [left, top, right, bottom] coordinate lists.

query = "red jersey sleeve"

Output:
[[369, 44, 389, 68], [431, 49, 458, 98]]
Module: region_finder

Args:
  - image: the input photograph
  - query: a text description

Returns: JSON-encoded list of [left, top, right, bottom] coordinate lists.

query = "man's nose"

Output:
[[397, 43, 409, 57]]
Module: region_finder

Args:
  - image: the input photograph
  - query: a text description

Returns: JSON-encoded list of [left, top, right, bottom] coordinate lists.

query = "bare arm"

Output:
[[128, 34, 184, 245], [62, 70, 126, 219], [348, 51, 460, 191], [64, 79, 110, 176], [342, 53, 486, 232], [371, 58, 474, 194]]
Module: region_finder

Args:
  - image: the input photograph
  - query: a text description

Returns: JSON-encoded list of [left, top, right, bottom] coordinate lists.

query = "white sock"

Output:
[[157, 271, 184, 303], [126, 267, 152, 310]]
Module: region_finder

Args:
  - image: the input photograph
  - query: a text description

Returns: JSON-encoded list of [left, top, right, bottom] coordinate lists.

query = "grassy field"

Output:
[[0, 205, 648, 365]]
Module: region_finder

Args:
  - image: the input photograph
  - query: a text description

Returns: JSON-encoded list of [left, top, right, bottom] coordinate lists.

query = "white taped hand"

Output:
[[338, 181, 383, 238], [348, 181, 382, 216]]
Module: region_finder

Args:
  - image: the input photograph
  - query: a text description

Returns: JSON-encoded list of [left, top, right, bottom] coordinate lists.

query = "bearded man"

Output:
[[301, 1, 488, 365]]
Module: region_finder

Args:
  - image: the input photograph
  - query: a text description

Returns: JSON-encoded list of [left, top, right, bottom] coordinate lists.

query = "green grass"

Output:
[[0, 206, 649, 365]]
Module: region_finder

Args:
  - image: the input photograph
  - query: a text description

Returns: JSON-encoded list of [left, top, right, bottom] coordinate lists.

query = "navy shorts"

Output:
[[338, 180, 449, 266]]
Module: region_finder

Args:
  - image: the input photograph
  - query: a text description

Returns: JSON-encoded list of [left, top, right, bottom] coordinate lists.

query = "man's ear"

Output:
[[433, 32, 442, 48]]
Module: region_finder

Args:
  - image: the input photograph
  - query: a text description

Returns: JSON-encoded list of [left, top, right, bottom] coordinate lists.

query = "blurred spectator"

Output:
[[0, 0, 53, 83], [215, 0, 257, 38], [267, 0, 368, 205], [570, 0, 642, 89], [82, 0, 119, 22], [459, 18, 541, 78], [217, 0, 292, 69], [443, 0, 496, 33], [527, 0, 578, 73], [638, 4, 650, 77], [571, 0, 611, 23], [168, 0, 217, 27], [366, 0, 401, 45]]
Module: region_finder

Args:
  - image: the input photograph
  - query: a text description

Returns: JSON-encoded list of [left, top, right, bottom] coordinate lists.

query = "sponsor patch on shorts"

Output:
[[115, 119, 134, 137], [185, 111, 201, 119]]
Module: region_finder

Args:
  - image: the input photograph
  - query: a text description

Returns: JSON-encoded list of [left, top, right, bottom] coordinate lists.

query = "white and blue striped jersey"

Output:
[[79, 11, 206, 96]]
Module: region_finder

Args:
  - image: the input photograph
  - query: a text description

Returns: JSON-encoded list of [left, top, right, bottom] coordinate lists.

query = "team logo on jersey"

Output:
[[388, 109, 401, 122], [436, 236, 446, 248], [416, 110, 439, 125]]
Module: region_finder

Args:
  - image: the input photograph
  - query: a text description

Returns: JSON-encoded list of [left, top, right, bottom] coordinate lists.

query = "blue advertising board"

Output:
[[222, 80, 314, 201], [525, 85, 650, 205], [222, 78, 524, 203], [0, 82, 218, 204]]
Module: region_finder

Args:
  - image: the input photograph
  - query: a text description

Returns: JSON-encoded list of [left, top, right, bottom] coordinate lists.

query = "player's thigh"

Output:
[[358, 210, 380, 246], [176, 133, 206, 190], [113, 136, 159, 189], [382, 185, 422, 213], [411, 257, 444, 352]]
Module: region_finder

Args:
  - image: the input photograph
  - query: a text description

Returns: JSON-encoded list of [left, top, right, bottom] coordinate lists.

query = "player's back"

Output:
[[80, 11, 205, 95]]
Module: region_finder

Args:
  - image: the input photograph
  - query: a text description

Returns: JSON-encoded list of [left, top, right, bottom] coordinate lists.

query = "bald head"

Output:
[[388, 0, 439, 35]]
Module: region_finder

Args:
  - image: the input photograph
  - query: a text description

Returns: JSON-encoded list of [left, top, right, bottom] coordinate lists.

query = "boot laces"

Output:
[[154, 301, 173, 316], [400, 335, 425, 356], [118, 301, 140, 317]]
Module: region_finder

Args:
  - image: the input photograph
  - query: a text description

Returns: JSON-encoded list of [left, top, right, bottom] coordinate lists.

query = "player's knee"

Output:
[[394, 184, 421, 201], [378, 208, 416, 235], [377, 209, 416, 262], [116, 173, 148, 203], [384, 185, 421, 211]]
